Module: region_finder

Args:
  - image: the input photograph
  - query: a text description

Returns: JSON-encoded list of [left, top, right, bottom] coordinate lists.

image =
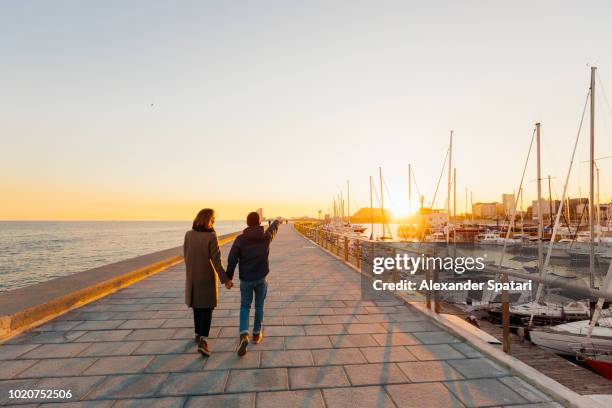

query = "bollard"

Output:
[[344, 237, 349, 261], [355, 240, 361, 269], [501, 272, 511, 354]]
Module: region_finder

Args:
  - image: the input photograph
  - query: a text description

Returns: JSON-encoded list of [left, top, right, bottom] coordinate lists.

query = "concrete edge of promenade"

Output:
[[294, 228, 607, 408], [0, 232, 239, 343]]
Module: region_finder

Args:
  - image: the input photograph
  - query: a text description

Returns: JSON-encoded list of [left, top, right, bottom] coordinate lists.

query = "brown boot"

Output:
[[253, 330, 264, 344], [197, 338, 211, 357], [237, 334, 249, 357]]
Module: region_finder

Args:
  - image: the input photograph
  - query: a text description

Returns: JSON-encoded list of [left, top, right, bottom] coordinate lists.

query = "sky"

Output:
[[2, 0, 612, 220]]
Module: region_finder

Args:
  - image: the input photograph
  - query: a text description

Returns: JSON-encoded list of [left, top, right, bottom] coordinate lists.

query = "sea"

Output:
[[0, 221, 244, 292]]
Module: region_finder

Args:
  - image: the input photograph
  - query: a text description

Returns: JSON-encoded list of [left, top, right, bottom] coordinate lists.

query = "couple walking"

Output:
[[183, 208, 280, 357]]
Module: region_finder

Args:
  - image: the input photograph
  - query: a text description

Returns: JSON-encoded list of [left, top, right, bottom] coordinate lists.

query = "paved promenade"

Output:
[[0, 226, 561, 407]]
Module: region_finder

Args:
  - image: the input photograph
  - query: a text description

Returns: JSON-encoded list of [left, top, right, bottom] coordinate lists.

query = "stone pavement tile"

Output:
[[33, 321, 83, 332], [0, 344, 39, 360], [75, 330, 132, 342], [77, 341, 142, 357], [344, 323, 387, 334], [160, 319, 192, 328], [35, 375, 106, 402], [284, 316, 323, 325], [157, 370, 228, 395], [87, 373, 168, 399], [451, 343, 484, 358], [366, 306, 401, 314], [112, 397, 186, 408], [304, 324, 347, 336], [247, 336, 285, 351], [412, 330, 462, 344], [386, 382, 465, 408], [355, 314, 396, 323], [172, 327, 220, 340], [263, 326, 306, 337], [299, 308, 335, 316], [498, 377, 552, 403], [153, 311, 190, 319], [226, 368, 288, 392], [60, 311, 117, 321], [372, 332, 420, 346], [285, 335, 332, 350], [119, 320, 166, 330], [503, 403, 564, 408], [390, 313, 428, 322], [261, 350, 313, 368], [0, 379, 38, 404], [203, 351, 260, 370], [332, 307, 369, 315], [0, 360, 38, 379], [359, 346, 417, 363], [323, 386, 395, 408], [185, 393, 255, 408], [447, 358, 509, 378], [257, 389, 325, 408], [288, 366, 349, 389], [16, 357, 97, 378], [39, 401, 115, 407], [21, 343, 91, 359], [28, 331, 87, 344], [376, 301, 403, 307], [343, 300, 377, 307], [124, 329, 177, 341], [407, 344, 466, 360], [380, 321, 440, 333], [72, 320, 126, 331], [319, 315, 359, 324], [113, 311, 159, 319], [133, 339, 192, 355], [329, 334, 378, 348], [311, 348, 366, 366], [344, 363, 408, 386], [145, 353, 205, 373], [83, 355, 153, 375], [397, 361, 464, 382], [445, 379, 528, 407]]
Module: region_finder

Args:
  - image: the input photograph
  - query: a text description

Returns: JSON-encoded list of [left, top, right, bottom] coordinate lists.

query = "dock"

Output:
[[0, 226, 606, 407]]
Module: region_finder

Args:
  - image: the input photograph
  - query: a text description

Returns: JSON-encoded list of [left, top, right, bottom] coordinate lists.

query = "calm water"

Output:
[[0, 221, 243, 292]]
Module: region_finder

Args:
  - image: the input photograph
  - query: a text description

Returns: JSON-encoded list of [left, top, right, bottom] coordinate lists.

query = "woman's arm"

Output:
[[209, 233, 230, 284]]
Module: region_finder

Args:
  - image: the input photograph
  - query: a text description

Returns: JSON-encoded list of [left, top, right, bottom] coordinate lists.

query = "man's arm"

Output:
[[209, 233, 230, 284], [265, 219, 281, 242], [226, 237, 240, 280]]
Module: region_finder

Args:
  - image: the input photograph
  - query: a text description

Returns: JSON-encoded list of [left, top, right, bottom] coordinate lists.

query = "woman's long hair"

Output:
[[193, 208, 215, 231]]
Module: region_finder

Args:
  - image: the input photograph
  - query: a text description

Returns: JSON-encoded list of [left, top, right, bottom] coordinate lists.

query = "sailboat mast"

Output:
[[347, 180, 350, 225], [453, 168, 457, 221], [370, 176, 374, 239], [536, 123, 544, 276], [408, 164, 412, 216], [447, 131, 453, 243], [548, 175, 553, 228], [589, 66, 596, 288], [379, 167, 385, 238]]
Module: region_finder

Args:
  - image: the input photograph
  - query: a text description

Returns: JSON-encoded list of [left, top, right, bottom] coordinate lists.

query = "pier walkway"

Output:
[[1, 226, 566, 407]]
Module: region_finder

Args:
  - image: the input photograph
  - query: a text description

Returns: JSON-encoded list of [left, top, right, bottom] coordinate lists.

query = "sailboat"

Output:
[[530, 67, 612, 358]]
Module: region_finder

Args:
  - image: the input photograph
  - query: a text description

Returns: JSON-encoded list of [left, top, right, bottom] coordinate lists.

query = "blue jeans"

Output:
[[239, 277, 267, 335]]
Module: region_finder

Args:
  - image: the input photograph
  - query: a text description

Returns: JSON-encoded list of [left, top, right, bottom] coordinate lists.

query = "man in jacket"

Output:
[[227, 212, 280, 356]]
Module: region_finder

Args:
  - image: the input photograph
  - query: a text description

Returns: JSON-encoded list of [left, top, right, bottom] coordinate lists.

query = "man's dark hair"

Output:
[[247, 211, 261, 227]]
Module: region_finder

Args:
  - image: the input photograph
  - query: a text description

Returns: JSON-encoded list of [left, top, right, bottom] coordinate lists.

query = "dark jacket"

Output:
[[226, 220, 280, 282], [183, 230, 230, 308]]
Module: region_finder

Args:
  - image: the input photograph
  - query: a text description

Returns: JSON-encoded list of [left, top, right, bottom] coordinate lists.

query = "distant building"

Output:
[[502, 194, 515, 216], [472, 202, 504, 218], [418, 208, 447, 229]]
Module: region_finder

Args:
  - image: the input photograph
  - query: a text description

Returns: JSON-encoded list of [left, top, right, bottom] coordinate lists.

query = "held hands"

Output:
[[225, 280, 234, 290]]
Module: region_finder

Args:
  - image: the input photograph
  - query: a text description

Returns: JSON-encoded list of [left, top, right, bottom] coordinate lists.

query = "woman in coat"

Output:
[[184, 208, 233, 356]]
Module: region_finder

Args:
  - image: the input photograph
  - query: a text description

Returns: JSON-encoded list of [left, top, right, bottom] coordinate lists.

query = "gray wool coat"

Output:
[[183, 230, 230, 309]]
